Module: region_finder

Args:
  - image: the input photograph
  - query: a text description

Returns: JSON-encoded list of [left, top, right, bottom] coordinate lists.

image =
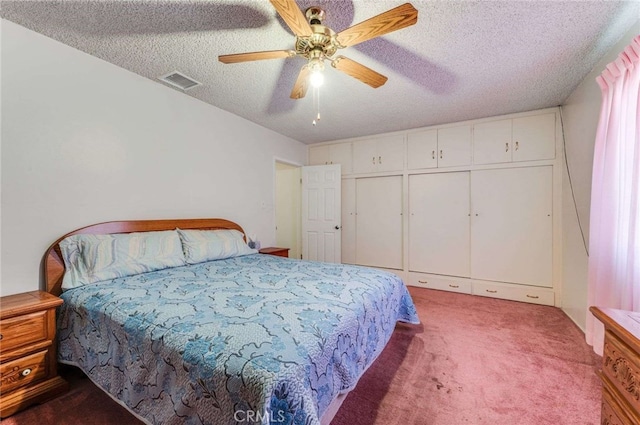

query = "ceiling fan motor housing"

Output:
[[305, 6, 325, 25]]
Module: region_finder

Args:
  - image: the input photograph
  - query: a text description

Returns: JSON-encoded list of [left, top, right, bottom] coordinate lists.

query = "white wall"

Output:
[[560, 20, 640, 330], [0, 20, 307, 296]]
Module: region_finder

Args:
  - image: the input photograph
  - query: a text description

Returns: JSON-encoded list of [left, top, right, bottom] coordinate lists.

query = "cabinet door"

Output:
[[512, 113, 556, 162], [329, 143, 353, 174], [470, 166, 553, 287], [352, 140, 378, 173], [473, 119, 512, 165], [437, 125, 472, 167], [355, 176, 403, 269], [376, 135, 404, 172], [409, 172, 470, 277], [309, 145, 330, 165], [341, 178, 356, 265], [407, 130, 437, 170]]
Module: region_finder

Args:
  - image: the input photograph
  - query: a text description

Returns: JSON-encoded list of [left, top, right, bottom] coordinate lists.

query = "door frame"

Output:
[[273, 158, 303, 259]]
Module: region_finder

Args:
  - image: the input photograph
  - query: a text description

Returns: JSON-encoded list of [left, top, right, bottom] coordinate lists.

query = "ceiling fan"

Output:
[[219, 0, 418, 99]]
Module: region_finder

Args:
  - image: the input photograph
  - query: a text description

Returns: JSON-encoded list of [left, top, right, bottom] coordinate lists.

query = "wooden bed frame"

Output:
[[43, 218, 245, 296]]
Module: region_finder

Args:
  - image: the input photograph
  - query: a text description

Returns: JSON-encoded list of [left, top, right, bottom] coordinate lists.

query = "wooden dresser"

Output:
[[590, 307, 640, 425], [0, 291, 68, 417]]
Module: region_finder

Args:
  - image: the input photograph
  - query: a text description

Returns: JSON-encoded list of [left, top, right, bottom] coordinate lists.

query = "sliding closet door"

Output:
[[355, 176, 403, 270], [409, 172, 470, 277], [470, 166, 552, 287]]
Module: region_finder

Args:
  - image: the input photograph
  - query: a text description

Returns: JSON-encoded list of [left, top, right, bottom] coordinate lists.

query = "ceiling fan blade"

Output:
[[331, 56, 388, 88], [269, 0, 313, 37], [290, 65, 310, 99], [335, 3, 418, 48], [219, 50, 295, 64]]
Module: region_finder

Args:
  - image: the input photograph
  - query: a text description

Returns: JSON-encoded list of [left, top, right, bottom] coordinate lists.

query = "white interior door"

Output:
[[301, 165, 341, 263]]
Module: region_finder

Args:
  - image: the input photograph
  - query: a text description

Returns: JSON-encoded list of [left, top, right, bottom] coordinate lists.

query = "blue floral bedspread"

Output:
[[57, 254, 419, 425]]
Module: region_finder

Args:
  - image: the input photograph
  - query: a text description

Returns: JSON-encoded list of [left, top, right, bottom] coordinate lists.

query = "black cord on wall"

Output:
[[559, 106, 590, 256]]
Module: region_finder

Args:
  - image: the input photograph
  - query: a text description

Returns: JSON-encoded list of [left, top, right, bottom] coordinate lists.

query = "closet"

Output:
[[355, 176, 403, 270], [409, 172, 470, 277], [309, 108, 560, 306]]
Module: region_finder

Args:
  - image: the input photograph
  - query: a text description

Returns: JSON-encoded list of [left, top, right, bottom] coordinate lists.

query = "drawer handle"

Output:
[[448, 284, 459, 288], [486, 289, 498, 293], [0, 334, 3, 340], [526, 295, 539, 299], [418, 280, 428, 284], [21, 368, 32, 377]]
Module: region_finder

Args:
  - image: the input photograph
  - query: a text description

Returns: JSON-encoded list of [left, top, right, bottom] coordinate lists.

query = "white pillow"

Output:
[[60, 230, 186, 290], [177, 228, 257, 264]]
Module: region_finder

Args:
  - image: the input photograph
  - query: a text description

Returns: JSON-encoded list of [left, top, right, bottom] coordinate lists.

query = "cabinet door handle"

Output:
[[378, 156, 382, 164], [486, 289, 498, 293], [526, 294, 539, 299], [432, 150, 435, 160], [505, 142, 509, 152], [372, 156, 376, 164], [440, 150, 443, 159]]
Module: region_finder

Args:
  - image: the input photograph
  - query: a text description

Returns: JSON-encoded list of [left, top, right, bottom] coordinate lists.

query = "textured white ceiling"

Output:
[[2, 0, 639, 144]]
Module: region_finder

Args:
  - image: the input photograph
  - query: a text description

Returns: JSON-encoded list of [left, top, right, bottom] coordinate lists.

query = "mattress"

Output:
[[57, 254, 419, 424]]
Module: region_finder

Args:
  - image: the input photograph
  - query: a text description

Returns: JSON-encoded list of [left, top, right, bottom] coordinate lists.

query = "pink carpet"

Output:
[[4, 287, 601, 424]]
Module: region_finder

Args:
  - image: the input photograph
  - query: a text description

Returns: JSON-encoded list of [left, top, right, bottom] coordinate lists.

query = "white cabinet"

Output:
[[407, 166, 553, 289], [341, 178, 356, 265], [473, 113, 555, 165], [355, 176, 403, 270], [309, 143, 353, 174], [409, 172, 470, 277], [407, 130, 437, 169], [512, 114, 556, 162], [470, 166, 553, 287], [353, 135, 404, 173], [407, 126, 471, 169]]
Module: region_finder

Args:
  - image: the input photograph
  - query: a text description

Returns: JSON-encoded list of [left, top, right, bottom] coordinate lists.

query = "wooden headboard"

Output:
[[43, 218, 246, 296]]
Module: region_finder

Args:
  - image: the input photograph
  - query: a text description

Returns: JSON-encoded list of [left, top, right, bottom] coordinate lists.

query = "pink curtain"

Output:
[[586, 35, 640, 355]]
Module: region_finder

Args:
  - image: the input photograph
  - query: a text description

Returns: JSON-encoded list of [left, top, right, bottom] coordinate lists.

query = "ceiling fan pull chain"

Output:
[[312, 86, 321, 126]]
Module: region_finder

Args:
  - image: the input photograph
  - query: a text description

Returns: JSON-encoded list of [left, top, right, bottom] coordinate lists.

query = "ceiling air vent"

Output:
[[159, 71, 201, 91]]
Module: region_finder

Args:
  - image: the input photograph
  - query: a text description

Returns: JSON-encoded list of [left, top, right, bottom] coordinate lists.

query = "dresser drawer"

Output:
[[0, 310, 48, 353], [0, 350, 49, 394], [472, 281, 555, 306], [602, 378, 637, 425], [602, 330, 640, 416], [407, 272, 472, 294]]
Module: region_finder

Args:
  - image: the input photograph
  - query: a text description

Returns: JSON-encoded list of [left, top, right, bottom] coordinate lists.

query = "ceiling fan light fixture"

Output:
[[310, 70, 325, 88]]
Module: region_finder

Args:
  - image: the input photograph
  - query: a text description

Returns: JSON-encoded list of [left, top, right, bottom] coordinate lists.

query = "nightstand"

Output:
[[259, 247, 290, 258], [0, 291, 68, 418]]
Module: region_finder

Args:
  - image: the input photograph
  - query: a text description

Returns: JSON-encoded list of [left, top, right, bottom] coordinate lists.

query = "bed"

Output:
[[44, 218, 419, 425]]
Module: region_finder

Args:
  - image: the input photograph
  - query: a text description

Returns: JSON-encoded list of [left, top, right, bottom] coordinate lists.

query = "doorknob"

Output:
[[334, 225, 341, 230]]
